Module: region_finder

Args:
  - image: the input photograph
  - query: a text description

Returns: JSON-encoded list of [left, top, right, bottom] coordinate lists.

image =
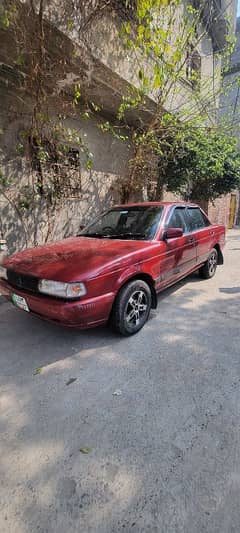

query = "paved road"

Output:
[[0, 230, 240, 533]]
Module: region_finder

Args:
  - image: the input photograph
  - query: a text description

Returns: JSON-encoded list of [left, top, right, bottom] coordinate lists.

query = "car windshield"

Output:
[[79, 206, 164, 240]]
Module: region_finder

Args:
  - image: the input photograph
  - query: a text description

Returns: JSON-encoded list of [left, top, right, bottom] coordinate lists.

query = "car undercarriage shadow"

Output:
[[0, 271, 203, 365]]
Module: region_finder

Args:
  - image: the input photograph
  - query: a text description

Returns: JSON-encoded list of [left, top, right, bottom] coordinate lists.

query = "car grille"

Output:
[[7, 270, 39, 293]]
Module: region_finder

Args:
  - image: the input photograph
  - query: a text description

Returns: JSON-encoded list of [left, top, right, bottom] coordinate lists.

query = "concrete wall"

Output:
[[221, 18, 240, 144], [219, 17, 240, 226], [85, 8, 219, 119], [208, 195, 231, 227], [0, 100, 131, 252], [0, 1, 238, 253], [45, 1, 221, 120]]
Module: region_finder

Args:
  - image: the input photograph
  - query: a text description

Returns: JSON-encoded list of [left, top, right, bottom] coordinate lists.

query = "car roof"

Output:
[[114, 201, 199, 208]]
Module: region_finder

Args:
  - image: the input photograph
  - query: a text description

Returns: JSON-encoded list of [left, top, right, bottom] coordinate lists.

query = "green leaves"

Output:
[[67, 20, 73, 30], [34, 367, 43, 375], [156, 119, 240, 202], [117, 93, 143, 120], [16, 143, 25, 156], [0, 13, 10, 29], [91, 102, 100, 112], [0, 4, 17, 30], [79, 447, 93, 454], [186, 4, 197, 15], [86, 158, 93, 170], [153, 64, 163, 88], [172, 49, 182, 64], [73, 84, 81, 105], [15, 54, 25, 66], [124, 21, 131, 34]]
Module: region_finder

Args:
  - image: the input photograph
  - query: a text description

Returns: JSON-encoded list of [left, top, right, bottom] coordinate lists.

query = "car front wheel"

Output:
[[199, 248, 218, 279], [111, 280, 152, 336]]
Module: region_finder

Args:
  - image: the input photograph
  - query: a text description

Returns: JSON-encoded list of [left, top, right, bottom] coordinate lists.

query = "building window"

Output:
[[66, 148, 80, 170], [28, 136, 81, 198]]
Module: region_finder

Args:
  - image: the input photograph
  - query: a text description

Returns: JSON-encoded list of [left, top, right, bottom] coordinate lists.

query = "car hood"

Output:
[[4, 237, 156, 282]]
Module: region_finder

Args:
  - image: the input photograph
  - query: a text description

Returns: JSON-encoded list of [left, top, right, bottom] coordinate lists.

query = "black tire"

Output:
[[199, 248, 218, 279], [111, 280, 152, 336]]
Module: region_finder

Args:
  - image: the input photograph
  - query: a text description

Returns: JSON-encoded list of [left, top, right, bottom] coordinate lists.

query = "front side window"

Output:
[[187, 208, 210, 231], [79, 206, 164, 240], [167, 207, 188, 233]]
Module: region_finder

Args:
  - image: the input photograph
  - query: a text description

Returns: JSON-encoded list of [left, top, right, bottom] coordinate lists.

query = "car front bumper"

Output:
[[0, 279, 115, 328]]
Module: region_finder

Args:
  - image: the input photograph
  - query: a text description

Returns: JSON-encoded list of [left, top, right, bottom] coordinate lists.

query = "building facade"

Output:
[[218, 16, 240, 227], [0, 0, 238, 251]]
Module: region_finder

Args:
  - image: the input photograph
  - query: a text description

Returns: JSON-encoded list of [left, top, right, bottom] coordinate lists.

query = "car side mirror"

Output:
[[164, 227, 183, 240]]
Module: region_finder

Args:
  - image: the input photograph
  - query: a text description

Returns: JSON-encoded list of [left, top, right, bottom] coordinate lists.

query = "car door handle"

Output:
[[209, 230, 215, 236], [188, 237, 195, 243]]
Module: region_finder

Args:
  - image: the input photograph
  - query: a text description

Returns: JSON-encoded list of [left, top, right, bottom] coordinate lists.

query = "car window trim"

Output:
[[186, 207, 210, 232], [165, 206, 191, 235]]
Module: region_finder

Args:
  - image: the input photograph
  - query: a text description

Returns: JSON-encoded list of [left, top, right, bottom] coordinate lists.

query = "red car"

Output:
[[0, 202, 225, 336]]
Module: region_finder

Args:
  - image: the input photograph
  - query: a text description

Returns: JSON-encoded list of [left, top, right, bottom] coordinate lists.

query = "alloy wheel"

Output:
[[208, 252, 217, 276], [125, 290, 148, 327]]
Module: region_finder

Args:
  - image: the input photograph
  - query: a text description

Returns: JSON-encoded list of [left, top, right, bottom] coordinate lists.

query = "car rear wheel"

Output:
[[199, 248, 218, 279], [111, 280, 152, 336]]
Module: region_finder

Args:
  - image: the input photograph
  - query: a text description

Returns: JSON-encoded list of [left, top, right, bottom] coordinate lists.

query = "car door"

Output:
[[186, 207, 212, 265], [157, 206, 197, 288]]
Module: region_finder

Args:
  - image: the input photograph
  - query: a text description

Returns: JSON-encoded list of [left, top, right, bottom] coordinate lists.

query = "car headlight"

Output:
[[38, 279, 87, 299], [0, 266, 7, 280]]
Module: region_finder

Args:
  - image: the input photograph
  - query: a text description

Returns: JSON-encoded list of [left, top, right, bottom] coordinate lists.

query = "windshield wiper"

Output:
[[77, 232, 105, 238], [106, 232, 146, 240], [78, 231, 146, 240]]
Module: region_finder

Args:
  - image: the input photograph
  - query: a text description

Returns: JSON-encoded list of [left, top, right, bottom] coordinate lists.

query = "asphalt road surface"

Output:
[[0, 230, 240, 533]]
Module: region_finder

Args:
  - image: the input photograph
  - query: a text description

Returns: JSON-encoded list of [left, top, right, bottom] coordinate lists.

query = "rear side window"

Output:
[[167, 207, 188, 233], [187, 208, 210, 231]]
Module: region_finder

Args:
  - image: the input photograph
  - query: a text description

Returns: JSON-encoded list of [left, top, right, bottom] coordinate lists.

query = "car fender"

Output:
[[115, 264, 157, 309], [116, 264, 142, 290]]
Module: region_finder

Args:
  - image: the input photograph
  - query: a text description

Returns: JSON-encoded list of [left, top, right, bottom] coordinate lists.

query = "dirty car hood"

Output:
[[4, 237, 154, 282]]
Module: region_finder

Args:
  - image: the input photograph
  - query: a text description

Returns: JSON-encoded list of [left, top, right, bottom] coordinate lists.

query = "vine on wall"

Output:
[[0, 0, 239, 247]]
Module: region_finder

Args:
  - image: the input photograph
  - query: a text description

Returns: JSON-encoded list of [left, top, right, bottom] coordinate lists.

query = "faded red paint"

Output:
[[0, 202, 225, 329]]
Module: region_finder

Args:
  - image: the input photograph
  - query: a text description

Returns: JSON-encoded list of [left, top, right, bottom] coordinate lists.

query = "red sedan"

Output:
[[0, 202, 225, 335]]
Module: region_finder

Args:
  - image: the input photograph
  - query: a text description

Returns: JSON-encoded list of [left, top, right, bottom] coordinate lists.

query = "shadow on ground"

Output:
[[1, 239, 240, 533]]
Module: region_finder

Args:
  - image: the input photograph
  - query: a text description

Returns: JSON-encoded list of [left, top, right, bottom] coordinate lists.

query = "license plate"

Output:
[[11, 293, 30, 312]]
